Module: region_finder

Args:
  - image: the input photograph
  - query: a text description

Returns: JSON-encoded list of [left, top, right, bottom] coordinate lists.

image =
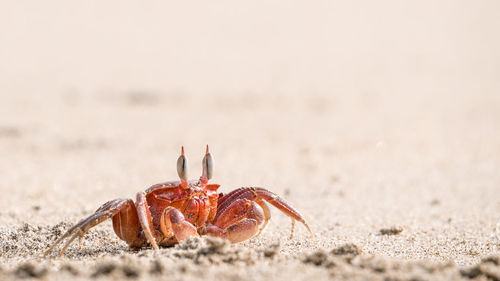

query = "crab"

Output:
[[44, 146, 313, 257]]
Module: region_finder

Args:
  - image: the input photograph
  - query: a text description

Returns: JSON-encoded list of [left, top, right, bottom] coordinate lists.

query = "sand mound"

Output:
[[0, 226, 498, 281]]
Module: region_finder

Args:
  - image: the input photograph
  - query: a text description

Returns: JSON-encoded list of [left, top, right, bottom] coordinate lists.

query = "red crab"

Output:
[[44, 146, 313, 257]]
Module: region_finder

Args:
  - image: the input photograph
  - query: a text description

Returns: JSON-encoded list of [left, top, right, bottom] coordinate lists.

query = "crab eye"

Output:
[[177, 147, 188, 181], [202, 147, 214, 180]]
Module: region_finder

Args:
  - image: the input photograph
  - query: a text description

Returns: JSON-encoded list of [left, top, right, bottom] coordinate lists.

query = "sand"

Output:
[[1, 1, 500, 280], [0, 92, 499, 280]]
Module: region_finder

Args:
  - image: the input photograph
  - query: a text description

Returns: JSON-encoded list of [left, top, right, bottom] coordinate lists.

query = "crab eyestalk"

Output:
[[177, 146, 189, 188], [200, 145, 213, 185]]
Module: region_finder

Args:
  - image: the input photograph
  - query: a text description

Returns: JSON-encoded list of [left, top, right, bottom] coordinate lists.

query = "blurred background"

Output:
[[1, 1, 499, 96], [0, 0, 499, 265]]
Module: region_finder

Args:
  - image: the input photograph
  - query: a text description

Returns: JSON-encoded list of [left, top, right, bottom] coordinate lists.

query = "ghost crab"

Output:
[[44, 146, 313, 257]]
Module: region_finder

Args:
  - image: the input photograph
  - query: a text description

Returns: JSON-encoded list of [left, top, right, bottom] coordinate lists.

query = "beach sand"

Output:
[[0, 92, 499, 280], [0, 1, 499, 280]]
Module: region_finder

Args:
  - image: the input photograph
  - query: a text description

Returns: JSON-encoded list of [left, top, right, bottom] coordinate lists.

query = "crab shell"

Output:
[[142, 180, 220, 244]]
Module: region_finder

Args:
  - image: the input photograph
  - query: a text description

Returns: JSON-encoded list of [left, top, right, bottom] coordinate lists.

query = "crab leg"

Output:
[[211, 187, 313, 241], [135, 192, 159, 250], [255, 199, 271, 236], [253, 187, 313, 237], [43, 198, 134, 257]]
